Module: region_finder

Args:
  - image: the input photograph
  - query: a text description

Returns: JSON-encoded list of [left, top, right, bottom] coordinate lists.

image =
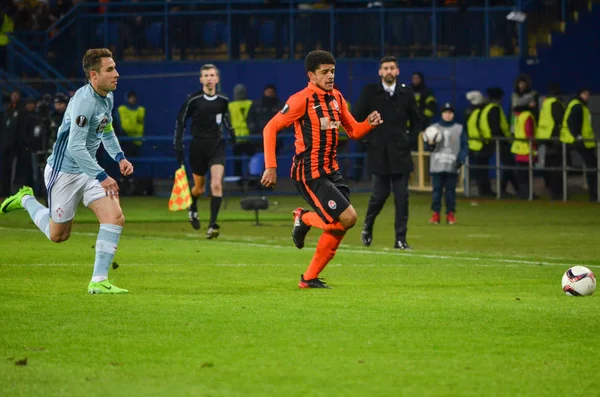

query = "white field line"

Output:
[[0, 226, 594, 269]]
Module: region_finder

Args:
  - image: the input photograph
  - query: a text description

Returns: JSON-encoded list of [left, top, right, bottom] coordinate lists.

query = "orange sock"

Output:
[[303, 231, 344, 280], [302, 212, 346, 233]]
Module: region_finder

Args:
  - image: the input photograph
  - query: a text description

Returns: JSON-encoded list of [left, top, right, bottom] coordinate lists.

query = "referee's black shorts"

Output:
[[294, 171, 350, 223], [189, 138, 226, 176]]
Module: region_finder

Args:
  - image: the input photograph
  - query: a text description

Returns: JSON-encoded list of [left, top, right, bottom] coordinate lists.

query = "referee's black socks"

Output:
[[190, 194, 199, 210], [210, 196, 222, 226]]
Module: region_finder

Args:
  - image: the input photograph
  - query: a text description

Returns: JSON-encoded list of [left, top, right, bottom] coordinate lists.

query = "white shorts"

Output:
[[44, 165, 107, 223]]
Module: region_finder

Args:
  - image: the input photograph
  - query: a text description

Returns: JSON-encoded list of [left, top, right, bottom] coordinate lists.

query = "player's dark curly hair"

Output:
[[305, 50, 336, 74]]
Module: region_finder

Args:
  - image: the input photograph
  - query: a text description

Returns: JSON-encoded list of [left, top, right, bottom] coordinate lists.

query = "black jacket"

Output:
[[353, 82, 422, 175], [1, 102, 25, 151]]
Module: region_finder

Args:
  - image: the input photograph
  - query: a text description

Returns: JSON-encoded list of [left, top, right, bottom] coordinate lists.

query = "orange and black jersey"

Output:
[[263, 83, 373, 181]]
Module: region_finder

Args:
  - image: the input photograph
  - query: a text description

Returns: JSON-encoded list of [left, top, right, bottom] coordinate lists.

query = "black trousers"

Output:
[[572, 143, 598, 201], [233, 141, 256, 177], [499, 142, 520, 195], [542, 146, 563, 200], [363, 173, 410, 242], [470, 150, 493, 196]]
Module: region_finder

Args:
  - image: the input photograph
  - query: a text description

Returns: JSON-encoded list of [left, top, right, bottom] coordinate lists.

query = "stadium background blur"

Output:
[[1, 0, 599, 199]]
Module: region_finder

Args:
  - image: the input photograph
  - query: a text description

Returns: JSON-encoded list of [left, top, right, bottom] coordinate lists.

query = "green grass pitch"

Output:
[[1, 193, 599, 396]]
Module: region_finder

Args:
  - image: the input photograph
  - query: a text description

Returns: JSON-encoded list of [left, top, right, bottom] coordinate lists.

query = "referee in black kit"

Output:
[[174, 64, 236, 239], [353, 56, 422, 250]]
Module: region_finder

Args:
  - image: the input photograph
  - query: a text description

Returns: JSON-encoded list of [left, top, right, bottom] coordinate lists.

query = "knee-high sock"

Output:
[[301, 212, 346, 233], [22, 195, 51, 240], [210, 196, 222, 225], [190, 194, 199, 210], [92, 224, 123, 282], [303, 231, 344, 280]]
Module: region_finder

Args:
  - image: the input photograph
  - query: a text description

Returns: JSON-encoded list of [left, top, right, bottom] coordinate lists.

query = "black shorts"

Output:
[[189, 139, 226, 176], [294, 171, 350, 224]]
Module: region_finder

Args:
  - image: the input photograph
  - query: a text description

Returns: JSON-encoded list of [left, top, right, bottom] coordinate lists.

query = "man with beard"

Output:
[[353, 56, 422, 250]]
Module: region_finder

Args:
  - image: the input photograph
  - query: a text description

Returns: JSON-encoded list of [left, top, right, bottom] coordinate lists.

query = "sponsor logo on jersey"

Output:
[[320, 117, 341, 130], [280, 103, 290, 114]]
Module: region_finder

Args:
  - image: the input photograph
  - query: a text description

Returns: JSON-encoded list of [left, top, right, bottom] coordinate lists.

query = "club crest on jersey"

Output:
[[216, 113, 223, 125], [280, 103, 290, 114], [96, 116, 109, 133], [76, 115, 87, 127], [331, 98, 340, 112], [328, 200, 337, 210], [320, 117, 341, 130]]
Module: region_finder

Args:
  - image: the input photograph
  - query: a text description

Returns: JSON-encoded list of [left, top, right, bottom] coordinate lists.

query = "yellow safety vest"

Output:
[[536, 97, 561, 139], [228, 99, 252, 142], [415, 92, 437, 118], [479, 103, 510, 139], [0, 15, 14, 46], [117, 105, 145, 146], [560, 99, 596, 149], [466, 107, 483, 151], [511, 111, 537, 156]]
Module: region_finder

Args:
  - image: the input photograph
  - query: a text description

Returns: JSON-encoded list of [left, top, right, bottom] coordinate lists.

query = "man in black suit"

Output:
[[353, 56, 422, 250]]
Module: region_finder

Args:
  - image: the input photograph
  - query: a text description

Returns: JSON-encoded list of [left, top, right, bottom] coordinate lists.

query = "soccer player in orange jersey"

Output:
[[261, 50, 383, 288]]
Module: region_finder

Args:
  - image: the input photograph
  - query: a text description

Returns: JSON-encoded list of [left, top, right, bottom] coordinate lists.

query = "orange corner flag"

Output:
[[168, 166, 192, 211]]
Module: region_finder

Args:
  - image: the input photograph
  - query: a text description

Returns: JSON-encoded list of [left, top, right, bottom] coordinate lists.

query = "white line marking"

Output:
[[0, 226, 594, 268]]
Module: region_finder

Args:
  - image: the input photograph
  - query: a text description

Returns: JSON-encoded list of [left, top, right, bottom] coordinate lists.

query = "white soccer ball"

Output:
[[422, 126, 442, 143], [561, 266, 596, 296]]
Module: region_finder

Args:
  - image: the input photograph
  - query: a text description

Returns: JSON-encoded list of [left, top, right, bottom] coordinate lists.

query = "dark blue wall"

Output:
[[115, 58, 520, 138], [112, 58, 519, 178], [522, 5, 600, 96]]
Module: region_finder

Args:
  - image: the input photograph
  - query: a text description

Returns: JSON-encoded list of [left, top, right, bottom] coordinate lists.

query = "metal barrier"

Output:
[[462, 136, 599, 203], [114, 133, 598, 202]]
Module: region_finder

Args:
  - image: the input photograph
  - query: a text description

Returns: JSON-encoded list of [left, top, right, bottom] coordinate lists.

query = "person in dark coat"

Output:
[[353, 56, 422, 250]]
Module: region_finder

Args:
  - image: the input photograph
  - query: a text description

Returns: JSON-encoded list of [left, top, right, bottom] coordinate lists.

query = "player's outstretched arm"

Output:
[[261, 95, 305, 188], [338, 93, 382, 140]]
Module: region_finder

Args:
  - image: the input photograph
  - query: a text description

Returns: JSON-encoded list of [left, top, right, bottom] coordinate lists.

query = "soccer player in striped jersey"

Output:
[[0, 48, 133, 294], [261, 50, 383, 288]]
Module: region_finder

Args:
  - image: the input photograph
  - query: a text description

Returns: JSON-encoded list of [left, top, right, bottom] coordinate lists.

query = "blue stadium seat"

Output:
[[95, 22, 119, 47], [202, 22, 218, 47], [248, 153, 265, 177], [202, 21, 227, 47], [259, 20, 275, 48], [145, 22, 163, 49]]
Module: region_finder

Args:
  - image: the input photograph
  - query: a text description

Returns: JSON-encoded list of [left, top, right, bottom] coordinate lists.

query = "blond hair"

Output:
[[82, 48, 113, 79]]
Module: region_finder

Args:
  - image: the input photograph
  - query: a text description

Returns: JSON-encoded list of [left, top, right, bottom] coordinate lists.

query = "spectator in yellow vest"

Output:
[[117, 90, 145, 158], [560, 88, 597, 202], [537, 82, 564, 200], [229, 84, 253, 178], [116, 91, 145, 195], [511, 100, 537, 199], [0, 9, 14, 71]]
